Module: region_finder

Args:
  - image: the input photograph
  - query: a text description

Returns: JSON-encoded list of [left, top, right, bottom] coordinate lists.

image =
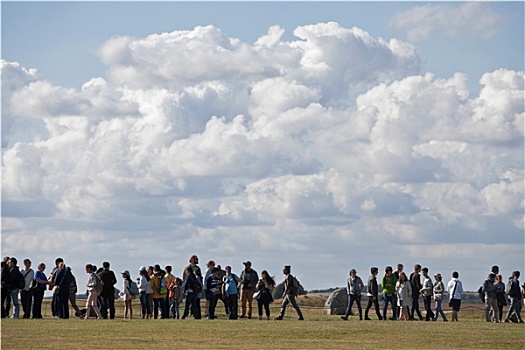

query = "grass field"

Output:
[[2, 296, 524, 349]]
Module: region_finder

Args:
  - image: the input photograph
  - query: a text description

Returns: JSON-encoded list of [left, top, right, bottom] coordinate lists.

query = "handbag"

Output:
[[52, 285, 60, 294], [434, 293, 442, 301], [253, 291, 261, 300]]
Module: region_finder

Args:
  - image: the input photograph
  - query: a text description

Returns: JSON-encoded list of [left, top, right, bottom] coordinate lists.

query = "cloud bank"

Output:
[[2, 22, 523, 289]]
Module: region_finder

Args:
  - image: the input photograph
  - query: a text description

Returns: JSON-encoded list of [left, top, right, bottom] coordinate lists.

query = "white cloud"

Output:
[[2, 23, 523, 289], [390, 2, 501, 42]]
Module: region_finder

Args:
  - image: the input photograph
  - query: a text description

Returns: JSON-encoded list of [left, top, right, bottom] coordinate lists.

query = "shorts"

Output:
[[449, 298, 461, 311]]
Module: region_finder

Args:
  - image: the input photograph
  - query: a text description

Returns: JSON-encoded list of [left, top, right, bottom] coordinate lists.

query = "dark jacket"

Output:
[[54, 268, 71, 294], [368, 275, 379, 297], [7, 266, 21, 290], [98, 269, 117, 296], [184, 273, 197, 294], [284, 274, 294, 295], [410, 272, 422, 297], [239, 268, 259, 292]]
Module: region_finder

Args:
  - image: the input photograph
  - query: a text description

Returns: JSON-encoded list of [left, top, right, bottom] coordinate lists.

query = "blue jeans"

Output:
[[411, 294, 422, 319], [344, 294, 362, 319], [9, 289, 20, 318], [382, 294, 397, 320], [153, 298, 165, 319], [434, 298, 447, 321], [139, 292, 151, 316], [170, 299, 180, 319]]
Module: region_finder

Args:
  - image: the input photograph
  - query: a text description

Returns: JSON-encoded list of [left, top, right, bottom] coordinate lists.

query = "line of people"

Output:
[[1, 255, 304, 321], [340, 264, 524, 323]]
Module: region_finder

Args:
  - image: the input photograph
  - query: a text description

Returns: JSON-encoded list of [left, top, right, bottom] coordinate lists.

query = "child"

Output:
[[119, 270, 133, 319], [169, 278, 183, 319]]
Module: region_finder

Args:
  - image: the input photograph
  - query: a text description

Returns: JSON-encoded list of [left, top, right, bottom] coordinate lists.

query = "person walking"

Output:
[[409, 264, 423, 320], [222, 266, 239, 320], [432, 273, 447, 322], [482, 273, 499, 322], [68, 267, 82, 317], [381, 266, 397, 320], [275, 265, 304, 321], [420, 267, 435, 321], [98, 261, 117, 319], [504, 271, 524, 323], [494, 274, 507, 322], [395, 272, 411, 321], [256, 270, 275, 320], [84, 264, 102, 320], [239, 261, 258, 319], [341, 269, 364, 320], [364, 267, 382, 320], [446, 271, 463, 322]]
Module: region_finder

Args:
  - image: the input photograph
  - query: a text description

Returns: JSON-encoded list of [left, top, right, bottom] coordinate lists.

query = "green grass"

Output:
[[2, 297, 524, 349]]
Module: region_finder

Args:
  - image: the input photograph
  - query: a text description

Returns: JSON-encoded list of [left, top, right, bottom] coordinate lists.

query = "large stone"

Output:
[[272, 277, 307, 300], [324, 288, 348, 315]]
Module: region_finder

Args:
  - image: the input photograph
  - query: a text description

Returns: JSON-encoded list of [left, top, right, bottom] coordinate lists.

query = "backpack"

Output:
[[17, 271, 27, 290], [477, 286, 485, 302], [158, 277, 167, 295], [505, 280, 515, 296], [92, 273, 103, 293], [128, 280, 139, 295], [291, 276, 300, 295], [193, 278, 203, 294]]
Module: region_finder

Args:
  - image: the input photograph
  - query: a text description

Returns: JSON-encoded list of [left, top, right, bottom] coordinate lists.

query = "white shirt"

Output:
[[447, 278, 463, 300], [21, 268, 35, 291]]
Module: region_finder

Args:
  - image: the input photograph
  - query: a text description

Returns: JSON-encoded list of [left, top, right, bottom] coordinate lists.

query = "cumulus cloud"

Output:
[[389, 2, 501, 42], [2, 23, 523, 289]]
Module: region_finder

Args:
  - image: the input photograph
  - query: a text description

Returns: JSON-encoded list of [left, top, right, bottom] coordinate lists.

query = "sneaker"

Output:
[[239, 315, 246, 319], [298, 316, 304, 320], [364, 317, 372, 321], [274, 316, 283, 320], [340, 316, 348, 321]]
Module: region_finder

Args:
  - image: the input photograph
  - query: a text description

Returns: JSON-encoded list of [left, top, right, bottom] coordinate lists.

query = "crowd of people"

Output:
[[340, 264, 524, 323], [1, 255, 523, 324]]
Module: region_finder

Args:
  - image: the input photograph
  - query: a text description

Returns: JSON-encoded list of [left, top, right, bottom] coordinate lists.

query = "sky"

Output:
[[1, 1, 524, 292]]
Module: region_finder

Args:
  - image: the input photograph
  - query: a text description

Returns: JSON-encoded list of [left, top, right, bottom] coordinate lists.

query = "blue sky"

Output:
[[2, 1, 524, 291]]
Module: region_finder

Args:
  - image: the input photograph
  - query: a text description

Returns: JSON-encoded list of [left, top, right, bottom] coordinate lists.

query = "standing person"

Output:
[[164, 266, 176, 319], [147, 266, 154, 314], [168, 277, 183, 319], [341, 269, 364, 321], [48, 258, 64, 318], [222, 266, 239, 320], [204, 260, 216, 317], [182, 255, 200, 280], [395, 272, 412, 321], [206, 267, 221, 319], [151, 265, 167, 319], [393, 263, 405, 318], [504, 271, 524, 323], [446, 271, 463, 322], [409, 264, 423, 321], [6, 258, 22, 319], [432, 273, 448, 322], [20, 259, 35, 319], [420, 267, 435, 321], [482, 273, 499, 322], [381, 266, 397, 321], [256, 270, 275, 320], [32, 263, 49, 319], [84, 264, 102, 320], [274, 265, 304, 321], [494, 274, 507, 322], [54, 262, 71, 319], [216, 265, 228, 314], [98, 261, 117, 319], [194, 267, 204, 319], [137, 266, 152, 319], [1, 260, 10, 318], [68, 267, 81, 317], [120, 270, 133, 319], [239, 261, 259, 319], [364, 267, 382, 320], [182, 267, 198, 319]]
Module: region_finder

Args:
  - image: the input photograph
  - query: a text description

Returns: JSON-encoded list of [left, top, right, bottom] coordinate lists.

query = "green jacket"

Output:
[[382, 274, 397, 295]]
